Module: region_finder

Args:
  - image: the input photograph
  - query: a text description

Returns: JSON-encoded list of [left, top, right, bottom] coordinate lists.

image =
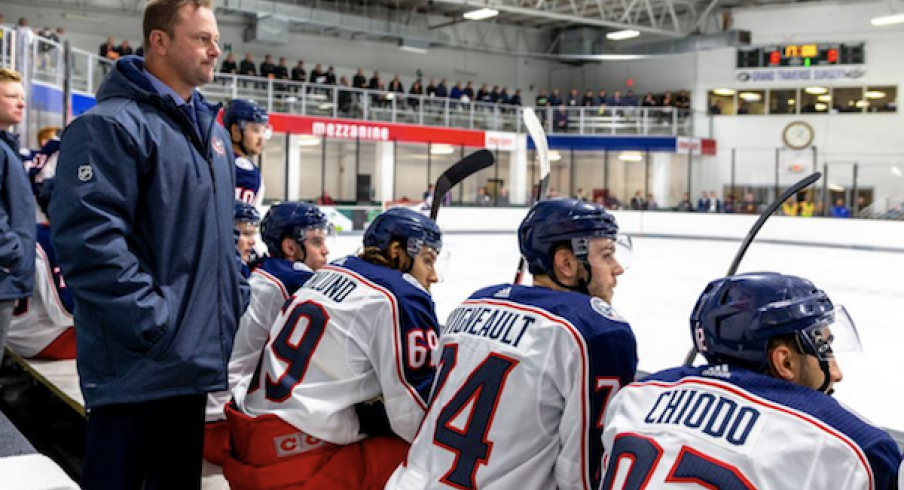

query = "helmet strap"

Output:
[[233, 122, 251, 157], [816, 356, 833, 395], [548, 260, 591, 296]]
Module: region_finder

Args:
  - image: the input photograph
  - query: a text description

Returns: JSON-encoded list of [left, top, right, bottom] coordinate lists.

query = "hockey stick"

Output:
[[513, 108, 552, 284], [429, 149, 495, 221], [683, 171, 823, 366]]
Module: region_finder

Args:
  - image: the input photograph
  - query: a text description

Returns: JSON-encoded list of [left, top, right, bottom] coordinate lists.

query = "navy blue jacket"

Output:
[[0, 130, 35, 301], [49, 56, 249, 408]]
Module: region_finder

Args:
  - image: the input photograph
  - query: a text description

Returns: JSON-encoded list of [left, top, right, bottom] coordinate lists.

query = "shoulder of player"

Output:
[[234, 156, 256, 171], [328, 257, 436, 318]]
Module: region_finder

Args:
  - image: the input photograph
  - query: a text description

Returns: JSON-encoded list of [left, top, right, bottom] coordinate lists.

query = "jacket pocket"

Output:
[[146, 286, 179, 361]]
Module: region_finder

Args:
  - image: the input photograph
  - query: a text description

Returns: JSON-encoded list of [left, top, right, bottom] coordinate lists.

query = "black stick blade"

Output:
[[430, 149, 495, 221]]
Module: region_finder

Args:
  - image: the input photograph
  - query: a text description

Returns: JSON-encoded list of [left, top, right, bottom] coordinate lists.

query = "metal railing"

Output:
[[204, 73, 695, 136]]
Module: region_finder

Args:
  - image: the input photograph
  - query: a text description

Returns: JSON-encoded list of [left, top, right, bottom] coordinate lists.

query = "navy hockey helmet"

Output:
[[222, 99, 269, 131], [690, 272, 861, 391], [234, 200, 261, 226], [364, 207, 442, 260], [260, 202, 328, 258], [518, 198, 619, 276]]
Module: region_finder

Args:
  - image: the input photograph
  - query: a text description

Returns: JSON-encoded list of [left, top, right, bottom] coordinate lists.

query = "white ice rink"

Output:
[[328, 232, 904, 433]]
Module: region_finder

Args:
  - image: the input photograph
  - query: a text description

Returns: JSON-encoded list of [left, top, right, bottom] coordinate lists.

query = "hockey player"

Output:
[[224, 207, 442, 490], [234, 201, 261, 274], [205, 202, 330, 464], [600, 272, 901, 490], [7, 179, 75, 360], [386, 198, 637, 490], [223, 99, 268, 208]]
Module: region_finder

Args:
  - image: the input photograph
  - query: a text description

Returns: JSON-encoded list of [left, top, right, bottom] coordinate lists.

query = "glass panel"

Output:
[[261, 133, 287, 202], [866, 86, 897, 113], [800, 86, 830, 114], [833, 87, 864, 114], [298, 138, 324, 202], [394, 143, 429, 202], [356, 140, 378, 204], [736, 90, 765, 115], [573, 151, 606, 205], [547, 149, 572, 199], [768, 88, 798, 115], [622, 151, 647, 208], [604, 151, 627, 209]]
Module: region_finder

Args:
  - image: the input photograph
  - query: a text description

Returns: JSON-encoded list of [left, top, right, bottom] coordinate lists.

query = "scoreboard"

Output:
[[737, 43, 865, 69]]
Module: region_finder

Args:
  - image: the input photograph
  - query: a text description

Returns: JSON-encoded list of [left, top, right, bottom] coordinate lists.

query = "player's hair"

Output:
[[358, 240, 405, 271], [143, 0, 212, 51], [0, 68, 23, 83], [37, 126, 61, 145]]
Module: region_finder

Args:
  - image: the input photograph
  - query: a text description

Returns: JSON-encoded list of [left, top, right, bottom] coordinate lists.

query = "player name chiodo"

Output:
[[442, 306, 536, 348]]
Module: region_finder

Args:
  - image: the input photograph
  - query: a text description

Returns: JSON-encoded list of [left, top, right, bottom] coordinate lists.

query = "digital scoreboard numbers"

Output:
[[737, 43, 865, 69]]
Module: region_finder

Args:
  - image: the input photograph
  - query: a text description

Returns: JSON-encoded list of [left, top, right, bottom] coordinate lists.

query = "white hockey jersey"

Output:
[[600, 365, 901, 490], [233, 256, 439, 446], [206, 257, 314, 422], [7, 224, 74, 357], [386, 284, 638, 490]]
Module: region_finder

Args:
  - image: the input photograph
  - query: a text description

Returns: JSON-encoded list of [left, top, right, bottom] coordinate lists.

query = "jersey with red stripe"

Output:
[[386, 284, 638, 490], [206, 257, 314, 422], [601, 365, 901, 490], [7, 224, 74, 357], [233, 256, 439, 446], [235, 155, 263, 208]]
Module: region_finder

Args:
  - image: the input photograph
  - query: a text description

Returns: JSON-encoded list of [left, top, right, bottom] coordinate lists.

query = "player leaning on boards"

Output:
[[205, 202, 331, 465], [48, 0, 248, 488], [225, 207, 443, 490], [387, 198, 637, 490], [223, 98, 268, 209], [601, 272, 902, 489], [0, 67, 35, 367]]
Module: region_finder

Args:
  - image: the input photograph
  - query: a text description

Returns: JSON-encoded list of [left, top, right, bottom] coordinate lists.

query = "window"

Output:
[[866, 86, 897, 113], [832, 87, 864, 114], [736, 90, 766, 115], [768, 89, 797, 115], [800, 86, 829, 114], [707, 90, 736, 116]]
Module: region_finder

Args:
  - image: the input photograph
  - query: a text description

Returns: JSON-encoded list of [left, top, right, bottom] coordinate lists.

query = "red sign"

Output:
[[269, 114, 486, 147]]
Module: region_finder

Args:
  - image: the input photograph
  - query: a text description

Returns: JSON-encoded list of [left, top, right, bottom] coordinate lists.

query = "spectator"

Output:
[[368, 70, 380, 90], [597, 89, 608, 107], [476, 84, 490, 103], [488, 85, 500, 103], [498, 87, 510, 105], [535, 89, 549, 107], [273, 57, 288, 92], [855, 195, 870, 218], [425, 78, 436, 97], [581, 89, 595, 107], [738, 101, 750, 115], [831, 198, 851, 218], [509, 89, 522, 107], [552, 104, 568, 132], [352, 68, 366, 89], [388, 74, 403, 93], [676, 192, 692, 212], [740, 192, 758, 214], [0, 67, 35, 368], [642, 92, 658, 107], [291, 60, 305, 91], [723, 195, 736, 213], [497, 187, 510, 206], [566, 88, 579, 107], [325, 66, 336, 85], [574, 188, 587, 201], [238, 52, 256, 83], [548, 88, 562, 106], [220, 52, 237, 74], [337, 76, 353, 115], [434, 79, 448, 98], [659, 91, 675, 123], [630, 190, 645, 210], [408, 79, 423, 110], [462, 81, 474, 101], [318, 190, 336, 205], [675, 89, 691, 110], [610, 90, 624, 107], [547, 187, 560, 198], [310, 63, 325, 93], [782, 196, 799, 216], [646, 193, 658, 210], [709, 190, 722, 212], [259, 54, 275, 80], [449, 81, 463, 101], [118, 39, 134, 57], [799, 196, 815, 217], [49, 1, 244, 487], [475, 186, 492, 206], [99, 36, 119, 61], [624, 90, 638, 106], [709, 99, 723, 115]]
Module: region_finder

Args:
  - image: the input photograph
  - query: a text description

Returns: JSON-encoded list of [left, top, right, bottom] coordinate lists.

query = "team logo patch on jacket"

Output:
[[590, 297, 626, 323], [235, 157, 254, 171], [77, 164, 93, 182], [212, 137, 226, 156]]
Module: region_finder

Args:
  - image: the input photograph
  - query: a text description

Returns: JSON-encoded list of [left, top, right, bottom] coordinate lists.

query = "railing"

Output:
[[204, 73, 695, 136], [861, 194, 904, 220], [69, 47, 113, 95], [0, 25, 15, 70]]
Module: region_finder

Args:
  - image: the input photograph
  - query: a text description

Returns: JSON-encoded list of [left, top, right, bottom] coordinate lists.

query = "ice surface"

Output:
[[329, 233, 904, 432]]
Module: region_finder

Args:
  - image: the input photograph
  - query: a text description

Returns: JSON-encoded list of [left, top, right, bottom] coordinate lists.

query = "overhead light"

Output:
[[318, 103, 334, 110], [606, 29, 640, 41], [619, 151, 644, 162], [817, 94, 832, 102], [805, 86, 828, 95], [855, 99, 869, 108], [284, 96, 298, 103], [62, 12, 105, 22], [399, 45, 428, 54], [865, 90, 886, 99], [871, 13, 904, 26], [892, 166, 902, 177], [739, 92, 762, 101], [788, 99, 796, 105], [430, 144, 455, 156], [549, 151, 562, 162], [814, 102, 828, 111], [713, 88, 736, 96], [828, 183, 845, 192], [298, 135, 321, 147], [463, 8, 499, 21]]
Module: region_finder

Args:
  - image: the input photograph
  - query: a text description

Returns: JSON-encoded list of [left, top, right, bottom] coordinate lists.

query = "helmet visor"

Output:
[[797, 306, 862, 361], [576, 235, 633, 271]]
